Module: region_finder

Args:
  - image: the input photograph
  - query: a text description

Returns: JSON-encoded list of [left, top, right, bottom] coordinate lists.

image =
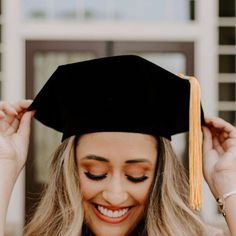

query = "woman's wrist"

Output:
[[212, 171, 236, 199], [217, 190, 236, 216], [221, 193, 236, 235], [0, 160, 19, 235]]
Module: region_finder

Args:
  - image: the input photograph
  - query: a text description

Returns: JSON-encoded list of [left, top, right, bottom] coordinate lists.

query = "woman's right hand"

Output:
[[0, 100, 34, 179], [0, 100, 33, 235]]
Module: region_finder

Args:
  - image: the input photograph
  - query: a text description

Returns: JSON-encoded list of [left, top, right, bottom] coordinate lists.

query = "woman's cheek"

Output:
[[129, 180, 154, 203], [79, 174, 102, 199]]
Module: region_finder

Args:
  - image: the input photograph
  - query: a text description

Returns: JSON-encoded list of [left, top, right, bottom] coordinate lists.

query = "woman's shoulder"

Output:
[[202, 224, 226, 236]]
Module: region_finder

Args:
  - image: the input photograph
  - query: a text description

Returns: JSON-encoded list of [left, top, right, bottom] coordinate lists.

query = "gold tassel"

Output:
[[177, 74, 203, 211]]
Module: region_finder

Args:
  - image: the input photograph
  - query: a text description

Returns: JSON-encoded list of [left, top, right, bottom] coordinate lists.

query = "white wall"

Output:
[[3, 0, 26, 235]]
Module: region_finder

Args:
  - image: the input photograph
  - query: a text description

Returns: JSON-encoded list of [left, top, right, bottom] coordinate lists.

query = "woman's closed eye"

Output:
[[125, 175, 148, 183], [84, 171, 148, 183], [84, 171, 107, 181]]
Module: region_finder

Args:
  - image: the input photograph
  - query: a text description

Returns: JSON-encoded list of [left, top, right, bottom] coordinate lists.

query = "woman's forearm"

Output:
[[0, 160, 18, 236], [224, 195, 236, 235]]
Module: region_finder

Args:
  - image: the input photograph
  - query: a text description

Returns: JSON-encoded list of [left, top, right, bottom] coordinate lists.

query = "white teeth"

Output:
[[97, 205, 129, 218]]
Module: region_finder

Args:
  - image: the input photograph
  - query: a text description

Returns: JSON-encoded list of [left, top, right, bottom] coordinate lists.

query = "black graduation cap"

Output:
[[28, 55, 204, 210], [28, 55, 203, 140]]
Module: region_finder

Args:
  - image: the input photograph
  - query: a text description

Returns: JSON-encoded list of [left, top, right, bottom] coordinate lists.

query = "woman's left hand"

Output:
[[203, 117, 236, 199]]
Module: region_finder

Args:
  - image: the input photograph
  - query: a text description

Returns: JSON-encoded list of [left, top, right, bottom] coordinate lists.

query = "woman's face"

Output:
[[76, 132, 157, 236]]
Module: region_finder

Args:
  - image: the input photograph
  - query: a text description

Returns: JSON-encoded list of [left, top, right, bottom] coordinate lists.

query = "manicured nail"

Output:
[[0, 111, 6, 118]]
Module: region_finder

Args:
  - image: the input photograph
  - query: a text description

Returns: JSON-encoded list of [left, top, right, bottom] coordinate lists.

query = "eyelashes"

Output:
[[125, 175, 148, 183], [84, 171, 107, 181], [84, 171, 148, 183]]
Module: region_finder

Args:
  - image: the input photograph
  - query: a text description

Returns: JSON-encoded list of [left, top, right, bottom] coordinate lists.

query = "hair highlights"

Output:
[[24, 136, 84, 236], [145, 137, 204, 236]]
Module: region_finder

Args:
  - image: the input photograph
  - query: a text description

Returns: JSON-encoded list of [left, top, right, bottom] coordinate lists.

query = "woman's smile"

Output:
[[92, 203, 132, 223]]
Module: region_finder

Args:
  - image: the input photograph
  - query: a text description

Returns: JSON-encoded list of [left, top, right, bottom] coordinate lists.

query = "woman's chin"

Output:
[[89, 225, 131, 236]]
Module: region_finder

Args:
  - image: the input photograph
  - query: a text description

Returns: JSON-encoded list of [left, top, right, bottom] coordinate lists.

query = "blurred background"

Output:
[[1, 0, 235, 235]]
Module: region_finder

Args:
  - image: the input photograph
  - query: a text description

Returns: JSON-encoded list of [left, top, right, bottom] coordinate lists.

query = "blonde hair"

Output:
[[24, 136, 84, 236], [24, 136, 204, 236], [145, 137, 204, 236]]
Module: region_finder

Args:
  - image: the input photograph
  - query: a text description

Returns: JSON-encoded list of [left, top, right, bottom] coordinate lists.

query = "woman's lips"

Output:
[[92, 204, 132, 224]]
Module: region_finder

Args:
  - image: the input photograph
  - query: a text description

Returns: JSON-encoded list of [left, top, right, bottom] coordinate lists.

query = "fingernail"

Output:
[[11, 109, 18, 115], [8, 106, 18, 115], [0, 111, 6, 118]]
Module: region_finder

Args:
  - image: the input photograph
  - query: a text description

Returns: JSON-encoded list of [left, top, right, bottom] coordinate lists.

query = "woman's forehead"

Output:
[[76, 132, 157, 163], [79, 132, 156, 142]]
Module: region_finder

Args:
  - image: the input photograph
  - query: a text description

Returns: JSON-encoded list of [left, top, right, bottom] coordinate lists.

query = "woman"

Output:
[[0, 55, 235, 235]]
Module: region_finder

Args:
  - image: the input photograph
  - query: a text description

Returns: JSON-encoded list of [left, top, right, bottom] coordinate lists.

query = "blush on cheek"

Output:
[[130, 187, 153, 208], [79, 175, 102, 200]]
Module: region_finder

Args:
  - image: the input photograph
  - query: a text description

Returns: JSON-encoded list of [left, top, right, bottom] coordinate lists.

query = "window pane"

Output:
[[23, 0, 47, 19], [83, 0, 111, 21], [219, 0, 236, 17], [219, 55, 236, 73], [117, 0, 192, 22], [22, 0, 195, 22], [55, 0, 77, 19], [219, 83, 236, 101], [219, 111, 236, 125], [136, 52, 186, 74], [219, 27, 236, 45], [190, 0, 195, 20]]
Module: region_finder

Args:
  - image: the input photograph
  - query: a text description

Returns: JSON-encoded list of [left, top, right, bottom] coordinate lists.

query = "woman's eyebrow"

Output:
[[81, 155, 109, 162], [125, 159, 151, 164], [81, 155, 152, 164]]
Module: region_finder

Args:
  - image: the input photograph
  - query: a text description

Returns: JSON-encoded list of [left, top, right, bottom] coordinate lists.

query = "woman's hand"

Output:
[[0, 100, 33, 235], [0, 100, 34, 179], [203, 116, 236, 199]]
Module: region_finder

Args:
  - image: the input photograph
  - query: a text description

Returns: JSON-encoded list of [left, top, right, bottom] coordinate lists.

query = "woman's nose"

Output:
[[102, 175, 128, 205]]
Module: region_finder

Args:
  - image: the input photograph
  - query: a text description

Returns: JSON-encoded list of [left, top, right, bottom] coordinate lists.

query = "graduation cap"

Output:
[[28, 55, 204, 210]]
